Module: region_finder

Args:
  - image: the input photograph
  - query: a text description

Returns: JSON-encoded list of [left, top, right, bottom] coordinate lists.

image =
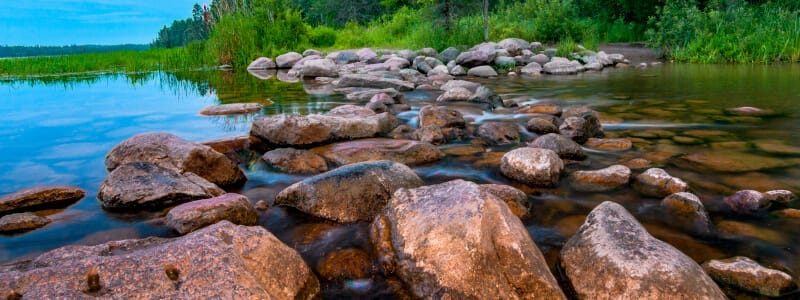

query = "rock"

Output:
[[440, 79, 481, 92], [724, 190, 767, 214], [276, 52, 303, 68], [0, 186, 85, 214], [673, 151, 797, 173], [316, 248, 371, 280], [477, 122, 521, 144], [356, 48, 379, 63], [344, 88, 400, 102], [521, 62, 542, 75], [199, 103, 263, 116], [250, 108, 398, 147], [414, 126, 446, 145], [439, 47, 460, 63], [623, 158, 653, 170], [337, 74, 415, 91], [429, 65, 449, 76], [97, 162, 224, 210], [632, 168, 689, 198], [560, 201, 726, 299], [531, 54, 550, 65], [528, 133, 586, 160], [372, 180, 566, 299], [559, 106, 603, 144], [584, 62, 603, 71], [246, 57, 276, 70], [499, 38, 529, 56], [469, 85, 505, 108], [754, 140, 800, 155], [276, 161, 423, 223], [518, 104, 562, 115], [436, 87, 473, 102], [526, 118, 560, 135], [501, 148, 564, 187], [0, 212, 50, 233], [456, 50, 493, 68], [396, 49, 417, 61], [584, 138, 632, 151], [467, 65, 498, 77], [764, 190, 795, 204], [0, 221, 319, 299], [105, 132, 246, 187], [725, 106, 775, 117], [300, 59, 339, 78], [703, 256, 796, 297], [543, 58, 580, 75], [449, 65, 467, 76], [661, 192, 712, 235], [329, 51, 360, 64], [384, 57, 411, 69], [569, 165, 631, 192], [481, 184, 531, 219], [255, 200, 268, 210], [417, 47, 438, 57], [418, 105, 465, 128], [311, 138, 444, 166], [166, 193, 258, 234], [262, 148, 327, 174], [303, 49, 323, 57]]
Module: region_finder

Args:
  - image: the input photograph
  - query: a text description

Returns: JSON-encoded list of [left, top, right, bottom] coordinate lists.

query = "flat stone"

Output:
[[632, 168, 689, 198], [517, 104, 562, 115], [560, 201, 726, 299], [440, 80, 481, 92], [583, 138, 632, 151], [276, 161, 423, 223], [753, 140, 800, 156], [311, 138, 444, 166], [0, 221, 320, 299], [262, 148, 327, 174], [674, 151, 797, 173], [166, 193, 258, 234], [501, 148, 564, 187], [703, 256, 796, 297], [371, 180, 566, 299], [199, 103, 263, 116], [336, 74, 415, 91], [717, 220, 786, 244], [568, 165, 631, 192], [0, 186, 85, 214], [0, 212, 50, 233]]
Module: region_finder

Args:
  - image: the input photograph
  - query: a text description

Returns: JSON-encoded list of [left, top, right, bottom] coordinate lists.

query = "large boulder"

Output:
[[543, 58, 581, 75], [0, 221, 319, 299], [300, 59, 339, 78], [568, 165, 631, 192], [702, 256, 796, 297], [521, 62, 543, 76], [467, 65, 498, 77], [105, 132, 246, 187], [246, 57, 277, 70], [499, 38, 529, 56], [632, 168, 689, 198], [311, 138, 444, 166], [166, 193, 258, 234], [559, 106, 603, 144], [276, 52, 303, 68], [262, 148, 328, 174], [477, 121, 521, 144], [419, 105, 466, 128], [276, 161, 423, 223], [560, 201, 726, 299], [97, 162, 224, 210], [456, 50, 493, 68], [356, 48, 379, 63], [372, 180, 566, 299], [528, 133, 586, 160], [501, 148, 564, 187], [0, 186, 85, 214], [336, 74, 415, 91], [439, 47, 460, 63]]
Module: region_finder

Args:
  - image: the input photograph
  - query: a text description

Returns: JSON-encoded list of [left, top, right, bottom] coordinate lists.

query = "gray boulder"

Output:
[[276, 52, 303, 68], [528, 133, 586, 160], [337, 74, 415, 91], [501, 148, 564, 187], [521, 62, 543, 75], [246, 57, 276, 70], [543, 58, 581, 75], [310, 138, 444, 166], [468, 65, 498, 77], [439, 47, 460, 63], [301, 59, 339, 78], [166, 193, 258, 234]]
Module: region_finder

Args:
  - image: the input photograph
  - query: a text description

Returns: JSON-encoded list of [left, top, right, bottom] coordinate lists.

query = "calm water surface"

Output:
[[1, 65, 800, 298]]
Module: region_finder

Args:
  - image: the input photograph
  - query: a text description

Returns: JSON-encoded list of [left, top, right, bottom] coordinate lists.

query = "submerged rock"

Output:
[[560, 201, 726, 299], [371, 180, 566, 299], [673, 151, 797, 173], [661, 192, 712, 235], [262, 148, 328, 174], [0, 212, 50, 233], [97, 162, 224, 210], [105, 132, 246, 187], [568, 165, 631, 192], [528, 133, 586, 160], [0, 221, 320, 299], [632, 168, 689, 198], [583, 138, 632, 151], [311, 139, 444, 166], [702, 256, 796, 297], [724, 190, 768, 214], [0, 186, 85, 214], [166, 193, 258, 234], [336, 74, 415, 91], [199, 103, 262, 116], [501, 148, 564, 187], [276, 161, 423, 223]]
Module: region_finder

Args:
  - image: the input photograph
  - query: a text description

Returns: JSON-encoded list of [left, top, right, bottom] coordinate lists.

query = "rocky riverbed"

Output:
[[2, 39, 800, 298]]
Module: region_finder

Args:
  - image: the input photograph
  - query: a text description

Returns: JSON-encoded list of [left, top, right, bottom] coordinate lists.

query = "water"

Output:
[[1, 65, 800, 298]]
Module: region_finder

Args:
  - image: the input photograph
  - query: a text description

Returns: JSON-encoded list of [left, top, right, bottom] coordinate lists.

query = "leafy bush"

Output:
[[308, 26, 337, 47]]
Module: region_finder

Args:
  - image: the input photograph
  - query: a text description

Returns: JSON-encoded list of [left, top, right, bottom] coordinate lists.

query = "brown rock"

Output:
[[262, 148, 328, 174], [584, 138, 632, 151], [569, 165, 631, 192], [166, 193, 258, 234], [717, 220, 786, 244], [632, 168, 689, 198], [97, 162, 224, 210], [526, 118, 559, 135], [703, 256, 796, 297], [500, 148, 564, 187], [560, 106, 603, 144], [481, 184, 531, 218], [311, 138, 444, 166], [674, 151, 797, 173], [105, 132, 246, 187], [414, 126, 446, 145], [275, 161, 424, 223], [661, 192, 712, 235], [528, 133, 586, 160], [0, 186, 85, 214], [477, 122, 521, 145], [199, 103, 263, 116], [622, 158, 652, 170], [316, 248, 371, 281], [372, 180, 566, 299], [0, 222, 320, 299], [436, 87, 473, 102], [336, 74, 415, 91], [517, 104, 562, 116], [250, 108, 398, 147], [418, 105, 466, 128], [0, 212, 50, 233], [560, 201, 726, 299]]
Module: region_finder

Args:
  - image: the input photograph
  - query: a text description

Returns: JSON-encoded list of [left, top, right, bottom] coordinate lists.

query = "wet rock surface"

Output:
[[481, 184, 531, 219], [528, 133, 586, 160], [0, 186, 85, 214], [276, 161, 423, 222], [476, 121, 521, 144], [262, 148, 328, 174], [418, 105, 466, 128], [166, 193, 258, 234], [0, 222, 320, 299], [0, 212, 50, 233], [569, 165, 631, 192], [372, 180, 566, 299], [661, 192, 712, 235], [311, 138, 444, 166], [674, 151, 797, 173], [560, 201, 726, 299], [633, 168, 689, 198], [501, 148, 564, 187], [198, 103, 263, 116], [703, 256, 796, 297]]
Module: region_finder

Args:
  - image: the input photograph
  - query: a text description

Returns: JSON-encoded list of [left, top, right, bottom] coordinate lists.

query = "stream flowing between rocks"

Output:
[[1, 63, 800, 298]]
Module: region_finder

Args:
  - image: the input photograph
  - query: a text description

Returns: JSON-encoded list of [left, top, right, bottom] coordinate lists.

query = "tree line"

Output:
[[0, 44, 149, 58]]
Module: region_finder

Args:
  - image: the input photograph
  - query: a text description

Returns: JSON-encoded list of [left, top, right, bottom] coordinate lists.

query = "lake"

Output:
[[1, 65, 799, 298]]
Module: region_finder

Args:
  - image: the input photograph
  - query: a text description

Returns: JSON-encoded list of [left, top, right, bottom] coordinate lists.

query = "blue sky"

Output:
[[0, 0, 200, 46]]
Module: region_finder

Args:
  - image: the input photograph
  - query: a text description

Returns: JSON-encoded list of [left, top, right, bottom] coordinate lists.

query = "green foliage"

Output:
[[0, 48, 204, 76], [308, 26, 337, 47], [0, 45, 150, 58], [557, 37, 577, 57], [648, 1, 800, 63]]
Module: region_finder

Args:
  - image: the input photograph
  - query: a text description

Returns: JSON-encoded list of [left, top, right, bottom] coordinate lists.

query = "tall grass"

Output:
[[0, 48, 205, 76]]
